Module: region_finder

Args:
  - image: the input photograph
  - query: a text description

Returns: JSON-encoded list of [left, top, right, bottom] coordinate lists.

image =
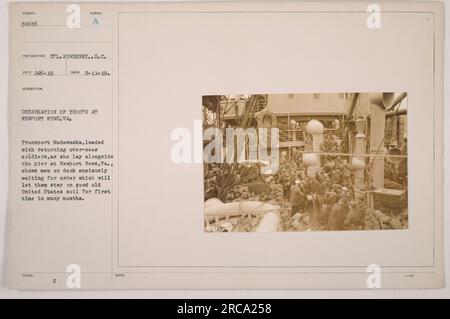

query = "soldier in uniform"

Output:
[[326, 197, 349, 231], [290, 180, 306, 215]]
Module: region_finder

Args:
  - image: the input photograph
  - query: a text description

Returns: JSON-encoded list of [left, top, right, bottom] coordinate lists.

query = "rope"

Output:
[[297, 151, 407, 158]]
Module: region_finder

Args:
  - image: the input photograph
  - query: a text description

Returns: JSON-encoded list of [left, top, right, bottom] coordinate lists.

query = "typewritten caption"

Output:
[[20, 139, 112, 202]]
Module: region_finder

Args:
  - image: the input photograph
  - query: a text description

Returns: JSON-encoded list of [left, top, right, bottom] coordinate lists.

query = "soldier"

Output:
[[344, 200, 365, 230], [290, 180, 306, 215], [306, 176, 323, 230], [327, 197, 349, 231], [319, 188, 339, 226]]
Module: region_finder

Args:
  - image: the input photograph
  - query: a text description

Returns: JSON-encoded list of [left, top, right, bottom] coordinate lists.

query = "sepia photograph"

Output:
[[202, 93, 408, 232]]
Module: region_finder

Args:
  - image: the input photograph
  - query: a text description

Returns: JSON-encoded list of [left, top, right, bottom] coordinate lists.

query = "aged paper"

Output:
[[7, 1, 444, 289]]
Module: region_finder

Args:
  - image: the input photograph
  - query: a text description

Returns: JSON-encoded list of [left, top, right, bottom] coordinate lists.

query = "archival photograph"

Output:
[[202, 93, 408, 232]]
